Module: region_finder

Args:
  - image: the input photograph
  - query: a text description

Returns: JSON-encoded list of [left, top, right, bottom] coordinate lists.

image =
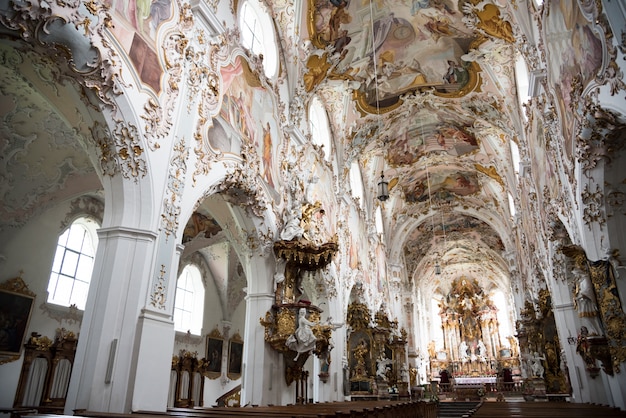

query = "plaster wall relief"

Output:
[[0, 0, 121, 108], [161, 136, 189, 239]]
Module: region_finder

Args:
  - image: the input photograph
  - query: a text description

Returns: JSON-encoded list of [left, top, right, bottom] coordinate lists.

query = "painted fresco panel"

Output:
[[544, 0, 602, 158], [217, 56, 282, 191], [308, 0, 481, 110], [404, 170, 479, 203], [106, 0, 173, 93]]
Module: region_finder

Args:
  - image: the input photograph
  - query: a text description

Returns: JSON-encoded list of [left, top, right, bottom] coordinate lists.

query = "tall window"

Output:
[[308, 96, 332, 160], [47, 217, 99, 310], [349, 160, 364, 206], [239, 0, 278, 78], [375, 206, 384, 235], [174, 265, 205, 335], [515, 53, 530, 119]]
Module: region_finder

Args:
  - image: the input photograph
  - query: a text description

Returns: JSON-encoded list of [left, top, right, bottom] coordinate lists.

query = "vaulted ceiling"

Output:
[[296, 0, 526, 296], [0, 0, 532, 301]]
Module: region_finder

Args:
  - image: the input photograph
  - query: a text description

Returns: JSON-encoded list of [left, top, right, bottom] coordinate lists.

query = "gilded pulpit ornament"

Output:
[[260, 199, 338, 402]]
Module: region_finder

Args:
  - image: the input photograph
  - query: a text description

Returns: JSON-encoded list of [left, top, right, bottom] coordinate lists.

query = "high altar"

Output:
[[428, 278, 521, 397]]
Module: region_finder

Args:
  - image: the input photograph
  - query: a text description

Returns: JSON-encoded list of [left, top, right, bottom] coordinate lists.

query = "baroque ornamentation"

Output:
[[60, 196, 104, 229], [0, 0, 121, 108], [561, 245, 626, 374], [91, 120, 147, 179], [150, 264, 167, 310], [575, 100, 626, 173], [161, 136, 188, 239], [461, 1, 515, 44], [40, 302, 83, 326], [581, 183, 605, 227]]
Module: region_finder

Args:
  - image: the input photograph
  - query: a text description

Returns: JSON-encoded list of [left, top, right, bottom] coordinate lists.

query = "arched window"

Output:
[[375, 206, 384, 235], [515, 53, 530, 119], [239, 0, 278, 78], [47, 217, 99, 310], [308, 96, 332, 160], [349, 160, 364, 206], [174, 264, 205, 335]]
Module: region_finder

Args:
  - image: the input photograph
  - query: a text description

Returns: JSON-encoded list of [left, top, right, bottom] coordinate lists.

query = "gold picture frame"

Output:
[[206, 328, 224, 379], [227, 332, 243, 380], [0, 276, 36, 364]]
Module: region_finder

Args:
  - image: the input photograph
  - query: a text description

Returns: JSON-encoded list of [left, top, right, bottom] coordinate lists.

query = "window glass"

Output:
[[174, 265, 205, 335], [515, 54, 530, 118], [349, 160, 364, 206], [47, 218, 99, 310], [239, 0, 278, 78], [375, 206, 384, 235], [309, 96, 332, 160]]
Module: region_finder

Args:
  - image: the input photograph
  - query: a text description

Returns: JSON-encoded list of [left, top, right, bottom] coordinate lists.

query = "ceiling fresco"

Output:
[[307, 0, 485, 109], [301, 0, 521, 294]]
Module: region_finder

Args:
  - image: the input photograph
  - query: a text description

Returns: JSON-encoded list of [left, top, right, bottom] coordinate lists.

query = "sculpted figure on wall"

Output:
[[286, 308, 318, 360]]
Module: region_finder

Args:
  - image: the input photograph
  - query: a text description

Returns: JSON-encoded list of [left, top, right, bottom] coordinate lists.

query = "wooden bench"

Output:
[[68, 400, 436, 418], [471, 401, 626, 417]]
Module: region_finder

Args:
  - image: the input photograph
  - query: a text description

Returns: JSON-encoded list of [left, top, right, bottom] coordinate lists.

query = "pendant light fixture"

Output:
[[370, 0, 389, 202]]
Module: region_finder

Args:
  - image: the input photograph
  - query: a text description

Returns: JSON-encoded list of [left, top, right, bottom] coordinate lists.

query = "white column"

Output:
[[131, 241, 182, 412], [240, 291, 276, 406], [65, 227, 159, 414]]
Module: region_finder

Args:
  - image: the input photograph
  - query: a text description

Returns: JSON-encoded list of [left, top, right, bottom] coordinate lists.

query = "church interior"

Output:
[[1, 0, 626, 417]]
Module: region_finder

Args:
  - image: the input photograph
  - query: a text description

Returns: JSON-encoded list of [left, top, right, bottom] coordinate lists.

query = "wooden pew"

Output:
[[472, 401, 626, 417], [21, 399, 436, 418]]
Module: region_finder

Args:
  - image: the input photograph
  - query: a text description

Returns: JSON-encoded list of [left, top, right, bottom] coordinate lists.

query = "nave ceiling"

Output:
[[294, 0, 523, 297], [1, 0, 619, 308]]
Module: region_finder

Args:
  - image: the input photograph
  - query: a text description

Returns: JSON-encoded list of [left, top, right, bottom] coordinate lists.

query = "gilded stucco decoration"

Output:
[[261, 186, 339, 392], [0, 0, 121, 108], [461, 1, 515, 44], [139, 2, 194, 150], [161, 136, 188, 239], [575, 99, 626, 174], [580, 183, 605, 228], [221, 166, 268, 220], [40, 302, 82, 326], [107, 120, 147, 180], [150, 264, 167, 310]]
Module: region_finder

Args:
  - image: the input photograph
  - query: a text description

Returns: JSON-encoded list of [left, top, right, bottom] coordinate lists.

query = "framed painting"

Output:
[[227, 333, 243, 379], [205, 328, 223, 378], [0, 276, 36, 362]]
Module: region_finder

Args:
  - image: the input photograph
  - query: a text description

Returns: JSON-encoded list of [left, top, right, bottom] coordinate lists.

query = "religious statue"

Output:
[[459, 340, 469, 363], [428, 340, 436, 358], [529, 352, 545, 378], [352, 339, 368, 369], [409, 366, 418, 387], [376, 355, 392, 381], [286, 308, 317, 360], [280, 205, 304, 241], [477, 340, 487, 361], [572, 266, 603, 336]]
